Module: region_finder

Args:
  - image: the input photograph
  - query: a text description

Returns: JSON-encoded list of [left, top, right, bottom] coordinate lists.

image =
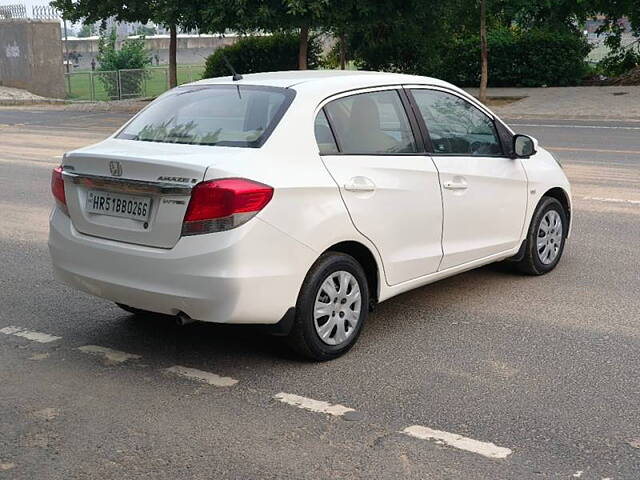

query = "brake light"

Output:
[[182, 178, 273, 235], [51, 166, 67, 208]]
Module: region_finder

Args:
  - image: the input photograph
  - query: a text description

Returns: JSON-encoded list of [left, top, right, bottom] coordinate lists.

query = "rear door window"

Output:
[[118, 85, 294, 147], [324, 90, 417, 154]]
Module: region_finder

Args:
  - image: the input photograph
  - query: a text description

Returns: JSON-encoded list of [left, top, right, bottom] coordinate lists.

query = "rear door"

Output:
[[406, 87, 527, 270], [318, 87, 443, 286]]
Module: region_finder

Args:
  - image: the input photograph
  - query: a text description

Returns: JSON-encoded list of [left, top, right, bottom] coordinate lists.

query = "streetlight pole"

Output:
[[63, 17, 70, 73]]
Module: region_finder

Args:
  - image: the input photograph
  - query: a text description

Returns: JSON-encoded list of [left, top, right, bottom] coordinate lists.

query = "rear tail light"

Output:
[[51, 166, 67, 211], [182, 178, 273, 236]]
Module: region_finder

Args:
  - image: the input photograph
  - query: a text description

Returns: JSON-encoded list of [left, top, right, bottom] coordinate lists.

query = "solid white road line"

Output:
[[402, 425, 513, 460], [273, 392, 355, 417], [0, 326, 61, 343], [165, 365, 238, 387], [509, 123, 640, 130], [583, 196, 640, 205], [548, 146, 640, 155], [77, 345, 141, 363]]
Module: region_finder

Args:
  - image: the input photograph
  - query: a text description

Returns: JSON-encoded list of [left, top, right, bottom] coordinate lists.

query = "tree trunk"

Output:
[[169, 24, 178, 88], [339, 32, 347, 70], [479, 0, 488, 103], [298, 24, 309, 70]]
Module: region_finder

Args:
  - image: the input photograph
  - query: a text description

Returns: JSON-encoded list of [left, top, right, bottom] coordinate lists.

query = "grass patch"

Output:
[[65, 65, 205, 101]]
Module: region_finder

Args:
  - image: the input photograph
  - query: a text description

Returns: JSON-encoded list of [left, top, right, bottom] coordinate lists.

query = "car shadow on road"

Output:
[[81, 262, 526, 369]]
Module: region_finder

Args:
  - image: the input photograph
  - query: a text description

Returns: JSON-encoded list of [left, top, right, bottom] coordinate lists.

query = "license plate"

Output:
[[86, 190, 152, 221]]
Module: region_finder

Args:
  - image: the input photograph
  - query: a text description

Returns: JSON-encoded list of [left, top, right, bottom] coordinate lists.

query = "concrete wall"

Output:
[[0, 19, 65, 98], [65, 35, 238, 70]]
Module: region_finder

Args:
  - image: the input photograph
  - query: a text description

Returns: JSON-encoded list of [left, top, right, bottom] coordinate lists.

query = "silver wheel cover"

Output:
[[313, 271, 362, 346], [537, 209, 563, 265]]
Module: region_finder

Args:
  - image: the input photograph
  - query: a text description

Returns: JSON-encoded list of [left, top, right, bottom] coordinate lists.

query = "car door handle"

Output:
[[443, 181, 468, 190], [344, 177, 376, 192]]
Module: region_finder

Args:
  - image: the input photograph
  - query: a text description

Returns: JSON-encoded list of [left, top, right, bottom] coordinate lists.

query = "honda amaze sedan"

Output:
[[49, 70, 571, 361]]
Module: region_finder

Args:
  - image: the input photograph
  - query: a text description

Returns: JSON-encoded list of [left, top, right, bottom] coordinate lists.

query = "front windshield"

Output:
[[118, 85, 294, 147]]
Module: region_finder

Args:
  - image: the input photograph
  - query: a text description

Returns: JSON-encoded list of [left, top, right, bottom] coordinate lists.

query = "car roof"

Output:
[[189, 70, 463, 98]]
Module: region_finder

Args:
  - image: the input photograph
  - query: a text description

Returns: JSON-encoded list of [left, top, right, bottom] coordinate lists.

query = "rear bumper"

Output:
[[48, 208, 316, 324]]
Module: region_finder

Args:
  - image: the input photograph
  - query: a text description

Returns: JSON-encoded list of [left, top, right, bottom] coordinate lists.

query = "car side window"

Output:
[[324, 90, 417, 154], [314, 109, 339, 154], [411, 89, 502, 156]]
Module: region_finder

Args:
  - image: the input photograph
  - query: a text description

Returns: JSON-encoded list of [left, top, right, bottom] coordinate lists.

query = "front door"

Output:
[[407, 87, 528, 270], [317, 88, 443, 285]]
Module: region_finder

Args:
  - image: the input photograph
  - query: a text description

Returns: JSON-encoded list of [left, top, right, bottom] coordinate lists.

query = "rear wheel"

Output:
[[515, 196, 567, 275], [286, 252, 369, 361]]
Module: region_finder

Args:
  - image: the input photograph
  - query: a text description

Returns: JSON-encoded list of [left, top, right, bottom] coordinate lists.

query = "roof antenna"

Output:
[[222, 54, 243, 81]]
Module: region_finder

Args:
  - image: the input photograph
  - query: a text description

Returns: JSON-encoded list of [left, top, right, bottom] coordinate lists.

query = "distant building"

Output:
[[585, 16, 632, 36]]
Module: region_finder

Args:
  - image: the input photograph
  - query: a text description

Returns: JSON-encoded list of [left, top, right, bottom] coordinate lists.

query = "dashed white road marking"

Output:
[[273, 392, 355, 417], [402, 425, 513, 460], [78, 345, 141, 363], [0, 326, 61, 343], [573, 471, 584, 478], [165, 365, 238, 387], [582, 196, 640, 205]]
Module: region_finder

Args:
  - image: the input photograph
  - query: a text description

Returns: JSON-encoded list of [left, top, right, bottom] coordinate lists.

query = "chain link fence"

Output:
[[587, 34, 640, 63], [64, 65, 205, 101]]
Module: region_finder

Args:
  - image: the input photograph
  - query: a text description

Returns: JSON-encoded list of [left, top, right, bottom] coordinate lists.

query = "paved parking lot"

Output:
[[1, 108, 639, 479]]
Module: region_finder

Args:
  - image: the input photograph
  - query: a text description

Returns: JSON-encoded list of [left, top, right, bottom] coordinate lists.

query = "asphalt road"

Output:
[[1, 109, 639, 479]]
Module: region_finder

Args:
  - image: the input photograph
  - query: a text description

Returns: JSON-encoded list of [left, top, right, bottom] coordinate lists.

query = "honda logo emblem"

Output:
[[109, 160, 122, 177]]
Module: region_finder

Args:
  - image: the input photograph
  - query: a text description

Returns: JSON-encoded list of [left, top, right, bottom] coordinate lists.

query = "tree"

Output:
[[51, 0, 228, 88], [479, 0, 488, 103], [96, 28, 151, 98], [227, 0, 335, 69], [77, 23, 94, 37]]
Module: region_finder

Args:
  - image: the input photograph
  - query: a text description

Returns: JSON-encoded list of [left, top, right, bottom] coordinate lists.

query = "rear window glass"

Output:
[[118, 85, 294, 147]]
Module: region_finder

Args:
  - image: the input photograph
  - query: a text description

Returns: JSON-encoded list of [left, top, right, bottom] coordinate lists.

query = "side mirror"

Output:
[[513, 134, 537, 158]]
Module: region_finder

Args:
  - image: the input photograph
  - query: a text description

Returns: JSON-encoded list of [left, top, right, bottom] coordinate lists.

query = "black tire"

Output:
[[115, 303, 156, 317], [286, 252, 369, 361], [515, 196, 568, 275]]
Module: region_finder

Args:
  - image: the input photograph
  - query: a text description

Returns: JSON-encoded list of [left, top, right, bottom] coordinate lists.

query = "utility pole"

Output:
[[63, 17, 70, 73], [62, 16, 71, 96]]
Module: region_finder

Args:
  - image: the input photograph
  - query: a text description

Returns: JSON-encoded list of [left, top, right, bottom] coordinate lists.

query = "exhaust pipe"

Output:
[[176, 312, 196, 326]]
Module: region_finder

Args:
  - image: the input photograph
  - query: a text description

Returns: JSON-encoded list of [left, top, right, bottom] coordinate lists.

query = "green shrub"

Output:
[[203, 33, 321, 79], [598, 45, 640, 77], [430, 27, 591, 87], [96, 29, 151, 99], [351, 26, 590, 87]]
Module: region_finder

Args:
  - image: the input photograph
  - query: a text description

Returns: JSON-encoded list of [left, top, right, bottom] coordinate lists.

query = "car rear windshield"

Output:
[[117, 85, 294, 147]]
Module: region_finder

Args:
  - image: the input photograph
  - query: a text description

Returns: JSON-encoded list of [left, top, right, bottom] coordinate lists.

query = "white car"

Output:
[[49, 70, 571, 360]]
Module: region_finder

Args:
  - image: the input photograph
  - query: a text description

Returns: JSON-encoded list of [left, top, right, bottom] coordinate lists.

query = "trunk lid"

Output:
[[62, 139, 238, 248]]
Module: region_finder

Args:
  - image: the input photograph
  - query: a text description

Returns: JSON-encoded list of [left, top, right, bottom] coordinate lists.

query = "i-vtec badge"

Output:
[[157, 176, 192, 183]]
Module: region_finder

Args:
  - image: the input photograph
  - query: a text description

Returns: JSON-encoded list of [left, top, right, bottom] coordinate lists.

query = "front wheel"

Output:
[[286, 252, 369, 361], [515, 196, 568, 275]]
